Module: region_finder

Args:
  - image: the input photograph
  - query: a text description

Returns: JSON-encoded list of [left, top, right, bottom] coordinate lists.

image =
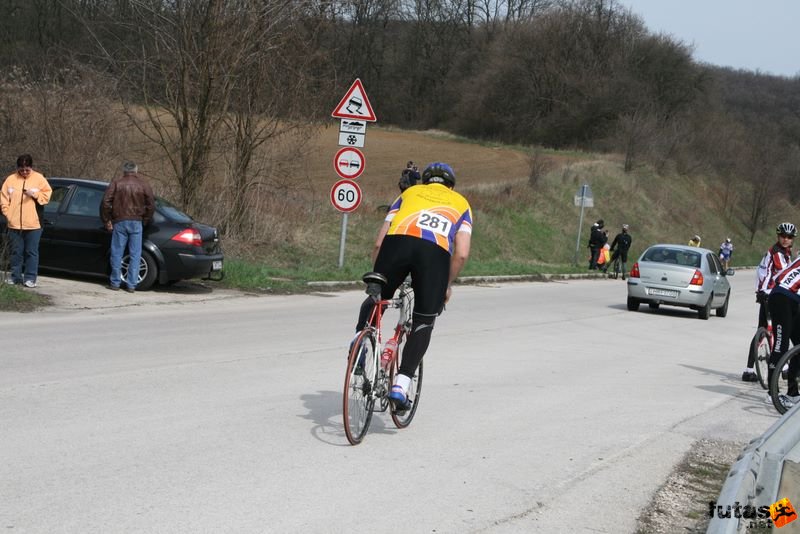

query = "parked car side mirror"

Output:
[[725, 268, 735, 276]]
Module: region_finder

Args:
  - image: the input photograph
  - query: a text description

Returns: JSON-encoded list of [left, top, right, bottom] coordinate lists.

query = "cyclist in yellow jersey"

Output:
[[384, 176, 472, 253], [354, 162, 473, 410]]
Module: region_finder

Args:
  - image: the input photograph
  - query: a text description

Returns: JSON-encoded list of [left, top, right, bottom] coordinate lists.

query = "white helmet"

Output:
[[777, 222, 797, 237]]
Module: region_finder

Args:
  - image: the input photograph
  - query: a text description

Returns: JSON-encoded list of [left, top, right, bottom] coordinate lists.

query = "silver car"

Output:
[[626, 244, 733, 319]]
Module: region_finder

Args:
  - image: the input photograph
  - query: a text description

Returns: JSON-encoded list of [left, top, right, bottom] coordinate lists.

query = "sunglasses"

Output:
[[779, 234, 795, 239]]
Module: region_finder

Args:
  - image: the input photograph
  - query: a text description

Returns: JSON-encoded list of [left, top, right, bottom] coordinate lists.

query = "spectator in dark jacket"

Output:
[[588, 219, 605, 270], [101, 162, 155, 292], [398, 161, 421, 192]]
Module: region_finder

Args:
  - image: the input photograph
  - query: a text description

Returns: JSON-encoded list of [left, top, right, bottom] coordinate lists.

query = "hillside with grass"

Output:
[[222, 126, 792, 290], [4, 1, 799, 305]]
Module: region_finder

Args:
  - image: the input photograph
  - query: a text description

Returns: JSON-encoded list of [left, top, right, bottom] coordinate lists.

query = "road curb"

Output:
[[306, 272, 611, 289], [306, 267, 756, 290]]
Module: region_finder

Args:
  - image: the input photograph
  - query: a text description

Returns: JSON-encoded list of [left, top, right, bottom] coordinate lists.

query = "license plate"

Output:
[[649, 288, 678, 298], [212, 260, 223, 271]]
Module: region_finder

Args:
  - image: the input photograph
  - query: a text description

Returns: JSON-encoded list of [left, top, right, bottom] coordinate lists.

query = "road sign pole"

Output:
[[338, 213, 348, 268], [331, 79, 376, 269], [574, 184, 587, 267]]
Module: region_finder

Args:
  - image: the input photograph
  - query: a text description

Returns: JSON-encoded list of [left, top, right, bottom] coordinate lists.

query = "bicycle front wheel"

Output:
[[768, 345, 800, 415], [751, 327, 771, 389], [390, 348, 423, 429], [343, 330, 378, 445]]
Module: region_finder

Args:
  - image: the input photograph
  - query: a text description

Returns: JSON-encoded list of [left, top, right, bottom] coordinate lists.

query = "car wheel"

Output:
[[716, 290, 730, 317], [627, 297, 640, 311], [698, 295, 712, 320], [648, 302, 660, 310], [122, 250, 158, 291]]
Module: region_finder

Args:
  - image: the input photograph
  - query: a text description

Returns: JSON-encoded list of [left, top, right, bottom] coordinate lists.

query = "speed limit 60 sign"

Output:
[[330, 179, 362, 212]]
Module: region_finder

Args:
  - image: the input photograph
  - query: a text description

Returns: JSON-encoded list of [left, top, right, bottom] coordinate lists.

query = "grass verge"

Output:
[[0, 283, 51, 312], [219, 255, 590, 293]]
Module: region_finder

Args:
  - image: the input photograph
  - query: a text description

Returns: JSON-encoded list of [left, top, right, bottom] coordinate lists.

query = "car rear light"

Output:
[[171, 229, 202, 247], [630, 262, 640, 278], [690, 269, 704, 286]]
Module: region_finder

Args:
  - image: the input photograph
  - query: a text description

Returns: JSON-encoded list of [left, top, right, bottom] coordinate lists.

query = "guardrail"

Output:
[[707, 402, 800, 533]]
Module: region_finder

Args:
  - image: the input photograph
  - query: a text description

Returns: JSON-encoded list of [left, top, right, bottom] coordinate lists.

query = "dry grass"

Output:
[[3, 86, 793, 282], [210, 124, 796, 274]]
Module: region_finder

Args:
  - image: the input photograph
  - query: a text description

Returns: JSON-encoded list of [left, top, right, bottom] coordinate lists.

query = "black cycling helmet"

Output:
[[421, 162, 456, 188], [777, 222, 797, 237]]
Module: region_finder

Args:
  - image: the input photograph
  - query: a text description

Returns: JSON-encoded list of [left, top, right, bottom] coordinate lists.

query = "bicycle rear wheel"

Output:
[[343, 330, 378, 445], [751, 327, 771, 389], [768, 345, 800, 415], [389, 344, 423, 429]]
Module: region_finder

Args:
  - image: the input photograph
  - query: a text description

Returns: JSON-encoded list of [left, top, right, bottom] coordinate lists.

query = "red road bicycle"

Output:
[[342, 272, 423, 445], [749, 308, 791, 390], [750, 314, 773, 389]]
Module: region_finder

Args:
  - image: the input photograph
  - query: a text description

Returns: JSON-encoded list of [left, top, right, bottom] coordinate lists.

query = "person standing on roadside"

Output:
[[101, 162, 155, 293], [0, 154, 52, 287], [609, 224, 633, 279], [587, 219, 605, 270], [398, 161, 421, 192], [688, 235, 702, 247]]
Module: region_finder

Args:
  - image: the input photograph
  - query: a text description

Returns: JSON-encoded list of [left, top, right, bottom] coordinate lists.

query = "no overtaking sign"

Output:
[[333, 147, 365, 180]]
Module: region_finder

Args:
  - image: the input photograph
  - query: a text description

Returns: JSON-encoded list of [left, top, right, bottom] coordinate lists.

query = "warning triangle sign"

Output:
[[331, 78, 377, 122]]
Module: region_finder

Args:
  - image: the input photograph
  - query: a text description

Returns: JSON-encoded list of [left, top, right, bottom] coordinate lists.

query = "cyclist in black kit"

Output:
[[766, 252, 800, 409], [609, 224, 632, 280]]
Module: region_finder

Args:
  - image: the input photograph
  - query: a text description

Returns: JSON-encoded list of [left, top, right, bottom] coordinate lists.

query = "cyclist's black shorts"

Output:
[[374, 234, 450, 316], [611, 249, 628, 263]]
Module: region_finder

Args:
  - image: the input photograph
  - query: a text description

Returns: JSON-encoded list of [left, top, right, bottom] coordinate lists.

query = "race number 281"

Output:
[[415, 210, 451, 237]]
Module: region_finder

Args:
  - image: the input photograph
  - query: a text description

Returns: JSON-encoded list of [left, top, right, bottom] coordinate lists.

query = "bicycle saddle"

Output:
[[362, 272, 387, 297]]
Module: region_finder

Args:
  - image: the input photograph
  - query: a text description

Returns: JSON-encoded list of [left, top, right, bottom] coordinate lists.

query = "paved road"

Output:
[[0, 272, 779, 533]]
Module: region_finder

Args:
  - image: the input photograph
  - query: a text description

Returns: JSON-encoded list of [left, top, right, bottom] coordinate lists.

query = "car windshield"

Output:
[[643, 247, 701, 268], [156, 197, 193, 223]]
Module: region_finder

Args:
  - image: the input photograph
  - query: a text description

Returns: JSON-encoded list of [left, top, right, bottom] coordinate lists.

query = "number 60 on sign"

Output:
[[330, 179, 362, 213]]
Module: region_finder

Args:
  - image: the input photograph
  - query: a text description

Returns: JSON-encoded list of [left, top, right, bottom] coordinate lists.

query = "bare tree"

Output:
[[82, 0, 308, 212], [616, 107, 657, 173], [741, 132, 784, 244], [217, 13, 327, 238], [528, 146, 553, 188], [0, 61, 121, 178]]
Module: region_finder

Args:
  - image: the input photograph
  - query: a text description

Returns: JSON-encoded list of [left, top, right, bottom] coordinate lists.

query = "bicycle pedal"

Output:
[[391, 400, 412, 414]]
